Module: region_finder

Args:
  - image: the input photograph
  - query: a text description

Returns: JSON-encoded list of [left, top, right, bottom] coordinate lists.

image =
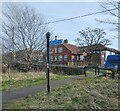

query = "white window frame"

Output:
[[55, 48, 57, 53], [50, 55, 54, 61], [64, 55, 68, 60], [58, 55, 62, 61], [55, 56, 57, 61], [80, 55, 84, 61], [58, 47, 63, 53]]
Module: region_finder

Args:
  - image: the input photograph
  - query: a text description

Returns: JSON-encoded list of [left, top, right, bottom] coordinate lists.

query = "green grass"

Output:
[[1, 71, 70, 91], [86, 69, 114, 76], [3, 76, 118, 109]]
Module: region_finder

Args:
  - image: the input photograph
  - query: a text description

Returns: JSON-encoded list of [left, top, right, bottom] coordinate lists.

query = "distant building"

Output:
[[49, 37, 81, 65], [2, 49, 46, 65], [32, 51, 46, 64], [49, 36, 120, 67], [3, 36, 120, 68], [78, 44, 120, 67]]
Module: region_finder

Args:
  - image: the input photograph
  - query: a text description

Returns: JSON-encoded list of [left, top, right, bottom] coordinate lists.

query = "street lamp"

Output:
[[46, 32, 51, 93]]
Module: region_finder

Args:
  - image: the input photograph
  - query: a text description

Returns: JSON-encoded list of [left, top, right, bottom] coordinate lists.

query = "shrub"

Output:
[[50, 66, 84, 75], [11, 63, 29, 72]]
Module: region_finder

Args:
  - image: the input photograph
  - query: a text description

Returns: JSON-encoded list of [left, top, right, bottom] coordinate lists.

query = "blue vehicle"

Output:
[[105, 54, 120, 70]]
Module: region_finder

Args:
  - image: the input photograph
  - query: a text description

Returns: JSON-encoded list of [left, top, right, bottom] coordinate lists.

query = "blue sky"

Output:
[[4, 2, 118, 49]]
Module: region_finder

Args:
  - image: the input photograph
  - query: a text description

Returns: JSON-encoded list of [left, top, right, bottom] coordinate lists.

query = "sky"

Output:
[[2, 2, 118, 49]]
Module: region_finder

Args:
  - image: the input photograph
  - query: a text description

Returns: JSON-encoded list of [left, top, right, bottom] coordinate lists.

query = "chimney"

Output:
[[55, 35, 57, 40], [64, 39, 68, 44]]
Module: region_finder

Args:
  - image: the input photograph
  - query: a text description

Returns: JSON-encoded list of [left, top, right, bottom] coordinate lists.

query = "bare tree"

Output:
[[2, 3, 49, 70], [96, 0, 120, 50], [75, 27, 111, 46], [98, 1, 118, 22], [96, 1, 119, 32], [75, 27, 111, 65]]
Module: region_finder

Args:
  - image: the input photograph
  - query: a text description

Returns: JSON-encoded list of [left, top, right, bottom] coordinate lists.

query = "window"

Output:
[[58, 47, 63, 53], [50, 56, 54, 61], [50, 49, 54, 54], [39, 55, 43, 62], [55, 56, 57, 61], [55, 48, 57, 53], [77, 56, 79, 61], [38, 58, 41, 62], [58, 55, 62, 61], [80, 55, 84, 61], [64, 55, 68, 60], [34, 57, 39, 62]]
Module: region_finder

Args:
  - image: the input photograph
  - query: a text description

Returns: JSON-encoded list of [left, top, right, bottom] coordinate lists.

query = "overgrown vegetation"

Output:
[[51, 66, 84, 75], [1, 71, 70, 91], [3, 76, 118, 109]]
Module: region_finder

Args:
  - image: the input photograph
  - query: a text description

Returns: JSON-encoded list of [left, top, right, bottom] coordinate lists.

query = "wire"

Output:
[[9, 8, 117, 29], [44, 8, 117, 24]]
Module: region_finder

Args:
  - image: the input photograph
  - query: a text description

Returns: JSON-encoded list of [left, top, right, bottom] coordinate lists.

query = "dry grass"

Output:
[[3, 76, 118, 109], [1, 71, 70, 91]]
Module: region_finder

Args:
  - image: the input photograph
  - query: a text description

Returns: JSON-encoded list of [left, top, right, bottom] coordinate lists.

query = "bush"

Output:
[[50, 65, 84, 75], [32, 64, 46, 72], [11, 63, 29, 72]]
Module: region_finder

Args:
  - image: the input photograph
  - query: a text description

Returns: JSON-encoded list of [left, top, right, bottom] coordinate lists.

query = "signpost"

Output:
[[46, 32, 51, 93], [46, 34, 63, 93]]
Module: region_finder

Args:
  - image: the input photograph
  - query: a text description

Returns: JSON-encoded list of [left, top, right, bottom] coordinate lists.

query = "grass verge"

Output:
[[1, 71, 70, 91], [3, 76, 118, 109]]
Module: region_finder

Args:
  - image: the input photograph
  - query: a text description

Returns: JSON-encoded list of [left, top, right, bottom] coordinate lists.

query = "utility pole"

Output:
[[46, 32, 51, 93], [118, 1, 120, 51]]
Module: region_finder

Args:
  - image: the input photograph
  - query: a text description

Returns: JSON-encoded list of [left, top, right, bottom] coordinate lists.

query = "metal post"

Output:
[[84, 66, 87, 77], [98, 67, 99, 75], [111, 70, 115, 79], [46, 32, 51, 93], [95, 67, 96, 75]]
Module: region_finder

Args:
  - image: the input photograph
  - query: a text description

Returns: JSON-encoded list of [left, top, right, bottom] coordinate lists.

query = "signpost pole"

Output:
[[46, 32, 51, 93]]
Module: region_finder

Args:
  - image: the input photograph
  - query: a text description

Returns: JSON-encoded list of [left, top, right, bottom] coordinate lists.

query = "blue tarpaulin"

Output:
[[105, 54, 120, 70]]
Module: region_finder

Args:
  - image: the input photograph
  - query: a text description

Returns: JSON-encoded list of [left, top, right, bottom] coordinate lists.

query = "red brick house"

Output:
[[49, 37, 120, 67], [50, 39, 80, 65]]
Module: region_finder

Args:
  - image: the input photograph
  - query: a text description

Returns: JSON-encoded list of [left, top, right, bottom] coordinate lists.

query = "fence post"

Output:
[[98, 67, 99, 75], [95, 67, 97, 75], [111, 70, 115, 79], [84, 66, 87, 77]]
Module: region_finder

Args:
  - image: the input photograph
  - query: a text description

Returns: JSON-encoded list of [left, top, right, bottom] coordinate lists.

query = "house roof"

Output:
[[63, 43, 80, 54], [78, 44, 120, 54]]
